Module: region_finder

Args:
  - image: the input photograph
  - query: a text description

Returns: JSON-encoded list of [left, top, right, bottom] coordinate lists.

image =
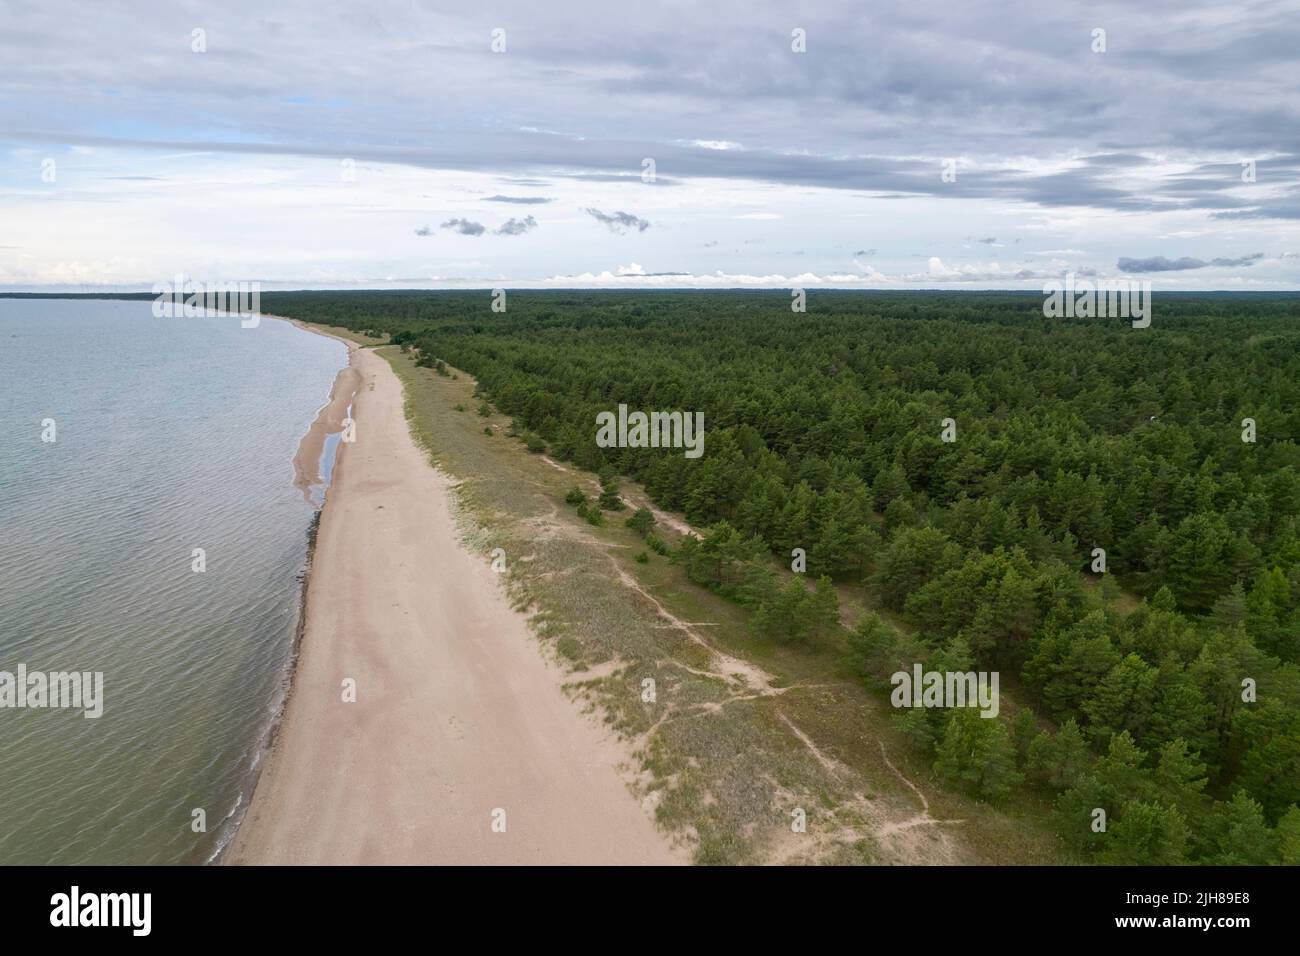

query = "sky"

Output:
[[2, 0, 1299, 290]]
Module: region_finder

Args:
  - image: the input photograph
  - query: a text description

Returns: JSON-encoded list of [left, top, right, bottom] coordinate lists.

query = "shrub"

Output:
[[625, 507, 656, 537]]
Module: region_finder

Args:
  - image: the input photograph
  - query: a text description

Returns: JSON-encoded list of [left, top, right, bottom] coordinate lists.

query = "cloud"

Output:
[[854, 248, 877, 256], [421, 216, 538, 236], [441, 218, 487, 236], [1210, 253, 1266, 267], [584, 208, 650, 233], [1118, 256, 1205, 272], [551, 258, 1083, 288], [1117, 252, 1265, 272], [4, 2, 1298, 289], [1212, 198, 1300, 221], [547, 267, 867, 288], [686, 139, 743, 150], [858, 256, 1071, 284], [613, 262, 688, 276], [976, 237, 998, 245], [495, 215, 538, 236], [485, 195, 553, 204], [4, 1, 1300, 226]]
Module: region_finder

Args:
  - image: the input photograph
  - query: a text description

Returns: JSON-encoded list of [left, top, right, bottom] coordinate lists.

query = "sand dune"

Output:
[[227, 341, 679, 865]]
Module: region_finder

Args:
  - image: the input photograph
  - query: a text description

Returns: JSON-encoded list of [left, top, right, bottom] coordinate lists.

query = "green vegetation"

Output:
[[264, 289, 1300, 864], [625, 506, 656, 536]]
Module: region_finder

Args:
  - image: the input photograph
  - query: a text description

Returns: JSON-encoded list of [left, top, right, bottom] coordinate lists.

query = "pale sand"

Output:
[[227, 342, 681, 865]]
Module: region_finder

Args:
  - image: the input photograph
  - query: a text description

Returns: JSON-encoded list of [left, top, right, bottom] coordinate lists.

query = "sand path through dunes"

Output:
[[227, 346, 681, 865]]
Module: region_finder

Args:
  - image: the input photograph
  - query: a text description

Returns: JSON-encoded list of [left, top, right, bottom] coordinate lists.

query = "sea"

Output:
[[0, 298, 346, 864]]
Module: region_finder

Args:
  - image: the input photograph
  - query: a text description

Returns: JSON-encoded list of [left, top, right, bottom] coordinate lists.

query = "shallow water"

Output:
[[0, 299, 346, 864]]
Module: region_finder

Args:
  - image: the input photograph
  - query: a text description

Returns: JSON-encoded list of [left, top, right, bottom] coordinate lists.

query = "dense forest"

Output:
[[262, 289, 1300, 864]]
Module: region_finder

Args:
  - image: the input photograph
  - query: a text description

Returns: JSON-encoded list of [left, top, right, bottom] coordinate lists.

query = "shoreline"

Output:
[[225, 325, 680, 865], [205, 507, 322, 864], [207, 317, 356, 864]]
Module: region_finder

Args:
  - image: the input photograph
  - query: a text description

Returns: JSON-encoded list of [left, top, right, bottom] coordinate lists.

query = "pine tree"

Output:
[[751, 578, 809, 643], [1082, 653, 1158, 746], [624, 506, 655, 537], [1027, 717, 1091, 790], [934, 710, 1023, 803], [1276, 805, 1300, 865], [1011, 708, 1038, 763], [805, 575, 841, 641], [1151, 739, 1208, 817], [1202, 791, 1277, 865], [1100, 801, 1188, 865]]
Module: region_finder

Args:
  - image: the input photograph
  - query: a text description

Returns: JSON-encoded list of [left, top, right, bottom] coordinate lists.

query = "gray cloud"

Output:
[[1118, 256, 1210, 272], [1212, 192, 1300, 221], [414, 225, 434, 237], [441, 218, 487, 236], [1118, 253, 1265, 272], [585, 208, 650, 233], [3, 0, 1299, 288], [4, 0, 1290, 220], [485, 195, 553, 204], [495, 215, 538, 236], [1209, 253, 1266, 267]]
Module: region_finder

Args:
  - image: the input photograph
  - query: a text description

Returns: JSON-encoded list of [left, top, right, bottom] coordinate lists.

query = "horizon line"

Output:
[[5, 287, 1300, 296]]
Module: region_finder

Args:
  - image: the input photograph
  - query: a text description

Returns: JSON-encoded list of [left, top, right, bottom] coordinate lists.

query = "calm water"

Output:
[[0, 299, 346, 864]]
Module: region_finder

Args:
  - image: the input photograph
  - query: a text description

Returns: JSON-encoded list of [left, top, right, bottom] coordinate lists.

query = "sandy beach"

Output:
[[227, 338, 679, 865]]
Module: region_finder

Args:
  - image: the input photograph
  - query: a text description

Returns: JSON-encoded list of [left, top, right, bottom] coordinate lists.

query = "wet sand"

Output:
[[291, 359, 362, 504]]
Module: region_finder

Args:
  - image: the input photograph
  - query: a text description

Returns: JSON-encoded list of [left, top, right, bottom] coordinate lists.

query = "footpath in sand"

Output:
[[227, 342, 680, 865]]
